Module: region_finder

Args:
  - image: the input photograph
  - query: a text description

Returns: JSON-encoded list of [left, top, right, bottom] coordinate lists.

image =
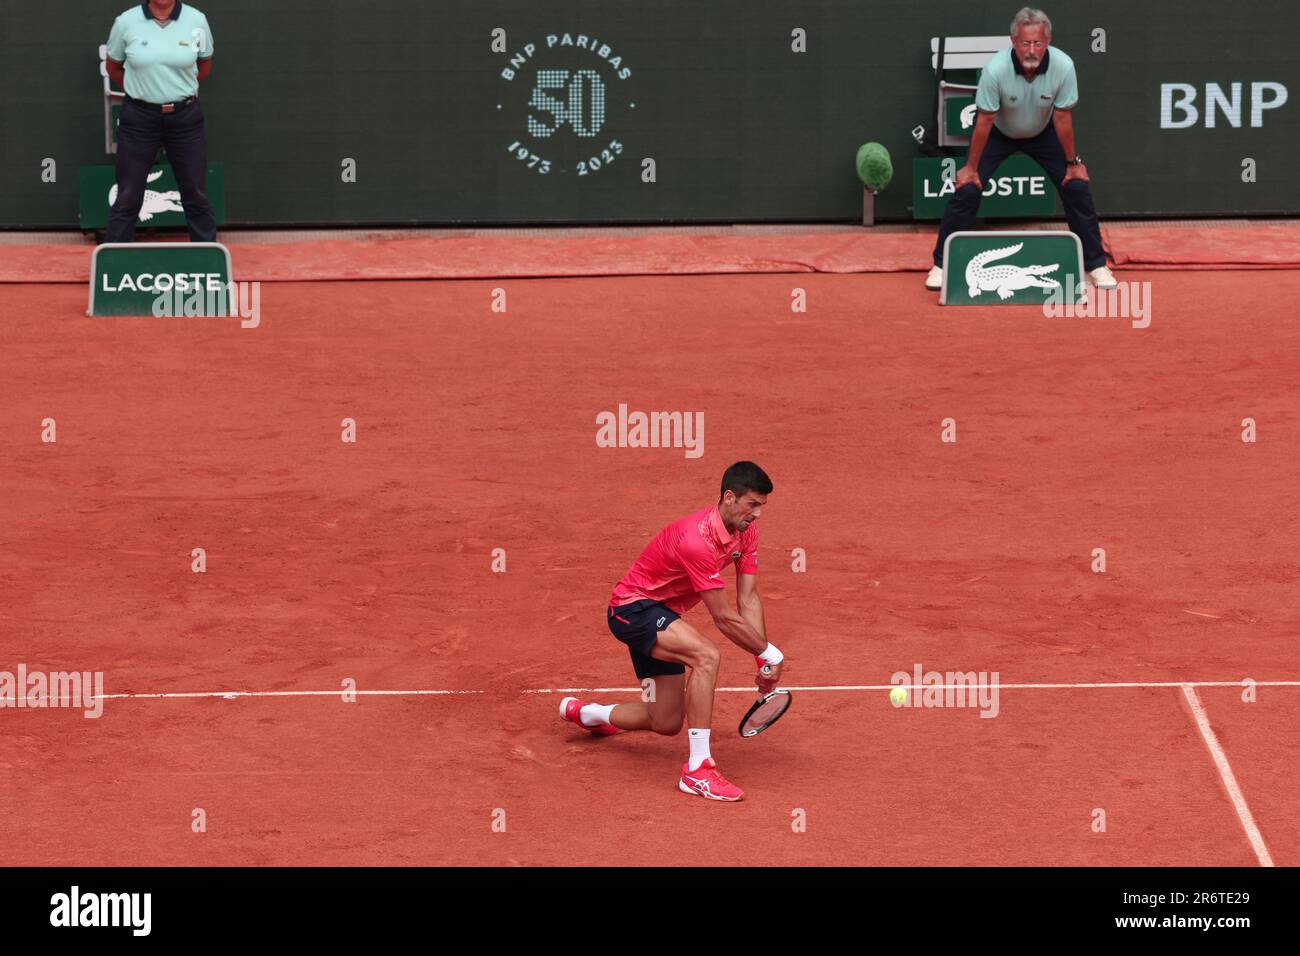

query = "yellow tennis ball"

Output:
[[889, 686, 909, 707]]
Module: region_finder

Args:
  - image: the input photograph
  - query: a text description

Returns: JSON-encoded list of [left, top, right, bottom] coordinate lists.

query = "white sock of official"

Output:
[[579, 703, 615, 727], [687, 728, 711, 771]]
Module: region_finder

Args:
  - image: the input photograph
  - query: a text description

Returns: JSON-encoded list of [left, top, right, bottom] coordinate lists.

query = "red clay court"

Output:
[[2, 223, 1299, 866]]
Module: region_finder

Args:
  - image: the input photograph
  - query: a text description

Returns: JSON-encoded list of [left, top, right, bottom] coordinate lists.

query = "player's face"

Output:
[[1012, 24, 1049, 71], [724, 490, 767, 532]]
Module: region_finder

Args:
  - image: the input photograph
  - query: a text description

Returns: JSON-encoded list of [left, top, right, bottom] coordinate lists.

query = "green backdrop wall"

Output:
[[2, 0, 1296, 227]]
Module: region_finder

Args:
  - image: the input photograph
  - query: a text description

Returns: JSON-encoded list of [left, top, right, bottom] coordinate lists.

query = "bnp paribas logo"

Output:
[[496, 31, 635, 178]]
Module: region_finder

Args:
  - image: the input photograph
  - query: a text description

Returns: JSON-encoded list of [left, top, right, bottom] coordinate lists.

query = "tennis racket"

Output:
[[738, 665, 792, 737]]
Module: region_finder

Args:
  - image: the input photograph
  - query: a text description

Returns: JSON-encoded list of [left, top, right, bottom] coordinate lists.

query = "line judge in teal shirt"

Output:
[[926, 7, 1117, 292], [104, 0, 217, 242]]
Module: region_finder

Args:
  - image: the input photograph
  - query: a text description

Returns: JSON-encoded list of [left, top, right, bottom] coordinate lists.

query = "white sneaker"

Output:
[[1088, 266, 1118, 289], [925, 266, 943, 290]]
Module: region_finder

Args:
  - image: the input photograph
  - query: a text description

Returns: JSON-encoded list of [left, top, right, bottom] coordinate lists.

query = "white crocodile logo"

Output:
[[960, 103, 978, 129], [108, 169, 184, 222], [965, 242, 1061, 300]]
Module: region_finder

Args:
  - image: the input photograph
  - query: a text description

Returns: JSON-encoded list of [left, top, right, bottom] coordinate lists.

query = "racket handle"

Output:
[[760, 664, 772, 676]]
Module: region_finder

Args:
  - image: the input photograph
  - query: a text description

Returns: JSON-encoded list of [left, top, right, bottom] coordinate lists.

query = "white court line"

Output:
[[31, 679, 1297, 703], [88, 689, 483, 701], [1179, 685, 1275, 868], [530, 680, 1300, 694]]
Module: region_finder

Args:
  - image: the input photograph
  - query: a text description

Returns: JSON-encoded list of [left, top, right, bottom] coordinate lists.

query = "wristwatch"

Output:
[[1067, 155, 1084, 166]]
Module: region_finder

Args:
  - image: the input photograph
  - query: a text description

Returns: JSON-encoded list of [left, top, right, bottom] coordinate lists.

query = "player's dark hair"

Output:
[[720, 461, 773, 501]]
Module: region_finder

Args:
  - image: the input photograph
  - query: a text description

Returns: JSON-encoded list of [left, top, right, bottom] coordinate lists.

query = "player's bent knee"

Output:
[[691, 642, 721, 672], [649, 703, 684, 735], [651, 718, 684, 736]]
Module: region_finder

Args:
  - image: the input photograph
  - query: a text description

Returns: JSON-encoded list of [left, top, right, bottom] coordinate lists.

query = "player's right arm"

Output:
[[680, 528, 776, 668], [701, 588, 783, 693], [699, 587, 767, 655]]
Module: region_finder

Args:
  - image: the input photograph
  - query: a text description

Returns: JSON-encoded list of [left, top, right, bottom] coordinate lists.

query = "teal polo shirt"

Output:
[[106, 2, 213, 104], [974, 46, 1078, 139]]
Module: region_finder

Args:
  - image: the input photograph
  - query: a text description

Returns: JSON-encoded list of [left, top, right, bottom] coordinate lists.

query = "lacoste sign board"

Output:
[[940, 231, 1086, 306]]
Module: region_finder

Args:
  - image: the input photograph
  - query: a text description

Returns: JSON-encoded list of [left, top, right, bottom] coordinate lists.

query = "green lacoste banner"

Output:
[[78, 164, 226, 230], [912, 154, 1057, 220], [88, 242, 234, 316], [940, 231, 1086, 306]]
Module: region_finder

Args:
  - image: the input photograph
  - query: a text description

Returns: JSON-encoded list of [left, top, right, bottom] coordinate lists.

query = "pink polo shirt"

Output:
[[610, 505, 759, 615]]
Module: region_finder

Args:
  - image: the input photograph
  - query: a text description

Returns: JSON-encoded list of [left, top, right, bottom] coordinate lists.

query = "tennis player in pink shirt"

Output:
[[559, 461, 785, 801]]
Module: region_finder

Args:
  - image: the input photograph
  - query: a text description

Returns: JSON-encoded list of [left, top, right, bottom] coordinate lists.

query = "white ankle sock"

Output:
[[579, 703, 615, 727], [687, 728, 711, 771]]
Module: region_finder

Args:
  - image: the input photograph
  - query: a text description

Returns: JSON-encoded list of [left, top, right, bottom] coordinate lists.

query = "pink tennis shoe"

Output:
[[678, 758, 744, 801], [559, 696, 620, 736]]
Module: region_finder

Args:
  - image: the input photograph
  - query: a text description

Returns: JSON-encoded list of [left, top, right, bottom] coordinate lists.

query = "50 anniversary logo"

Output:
[[498, 32, 635, 178]]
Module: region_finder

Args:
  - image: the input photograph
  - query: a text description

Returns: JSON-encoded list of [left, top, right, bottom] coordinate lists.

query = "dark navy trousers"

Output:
[[106, 96, 217, 243], [933, 121, 1106, 270]]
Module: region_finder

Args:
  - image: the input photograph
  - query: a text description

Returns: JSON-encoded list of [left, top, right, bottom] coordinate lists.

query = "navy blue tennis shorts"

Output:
[[606, 599, 687, 680]]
